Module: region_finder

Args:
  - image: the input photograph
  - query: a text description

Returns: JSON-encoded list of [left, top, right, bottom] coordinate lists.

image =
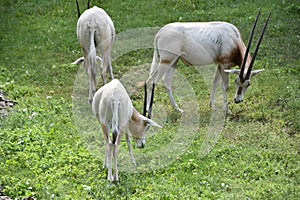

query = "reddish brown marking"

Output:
[[217, 48, 237, 65], [160, 59, 171, 65], [217, 47, 242, 67], [233, 48, 243, 67]]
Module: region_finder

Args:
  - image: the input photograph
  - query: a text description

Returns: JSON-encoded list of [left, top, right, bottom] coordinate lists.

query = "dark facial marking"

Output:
[[237, 86, 243, 95]]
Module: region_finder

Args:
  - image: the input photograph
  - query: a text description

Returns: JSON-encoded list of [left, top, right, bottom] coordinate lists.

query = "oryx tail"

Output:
[[148, 33, 180, 81], [111, 100, 119, 144], [88, 28, 97, 74], [149, 36, 159, 77]]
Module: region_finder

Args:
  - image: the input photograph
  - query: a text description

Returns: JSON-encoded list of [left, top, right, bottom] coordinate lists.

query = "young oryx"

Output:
[[92, 79, 161, 182], [72, 0, 115, 104], [146, 11, 271, 113]]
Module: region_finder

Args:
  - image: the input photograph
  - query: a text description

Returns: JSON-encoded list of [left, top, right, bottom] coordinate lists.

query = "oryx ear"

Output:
[[96, 56, 102, 62], [72, 57, 84, 65], [250, 69, 264, 77], [141, 116, 162, 128], [224, 69, 240, 75]]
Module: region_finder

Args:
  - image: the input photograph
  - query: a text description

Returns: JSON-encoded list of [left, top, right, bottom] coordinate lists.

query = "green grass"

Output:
[[1, 0, 299, 199]]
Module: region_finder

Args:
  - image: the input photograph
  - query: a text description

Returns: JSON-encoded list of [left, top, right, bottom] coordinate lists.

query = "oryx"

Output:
[[72, 0, 115, 104], [146, 11, 271, 114], [92, 79, 161, 182]]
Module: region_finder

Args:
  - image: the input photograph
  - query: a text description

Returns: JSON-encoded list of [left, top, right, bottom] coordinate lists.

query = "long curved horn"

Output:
[[148, 83, 155, 119], [143, 81, 147, 117], [76, 0, 81, 19], [245, 12, 271, 79], [88, 0, 90, 9], [239, 10, 261, 81]]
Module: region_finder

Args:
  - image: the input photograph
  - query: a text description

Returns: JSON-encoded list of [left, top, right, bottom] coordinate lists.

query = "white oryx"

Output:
[[146, 11, 271, 113], [92, 79, 161, 182], [72, 0, 115, 104]]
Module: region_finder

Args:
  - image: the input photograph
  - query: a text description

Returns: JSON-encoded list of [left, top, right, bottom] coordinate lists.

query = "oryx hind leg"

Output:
[[101, 125, 113, 181], [107, 143, 114, 182], [101, 125, 110, 170], [147, 53, 180, 112], [126, 133, 136, 167], [88, 69, 97, 104], [113, 131, 123, 182], [107, 55, 114, 80], [100, 55, 107, 84], [96, 37, 110, 84], [146, 61, 171, 111], [99, 49, 114, 84], [162, 64, 183, 112]]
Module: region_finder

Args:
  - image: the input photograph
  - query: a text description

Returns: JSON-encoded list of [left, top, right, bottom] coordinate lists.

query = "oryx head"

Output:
[[225, 11, 271, 104], [130, 82, 161, 148]]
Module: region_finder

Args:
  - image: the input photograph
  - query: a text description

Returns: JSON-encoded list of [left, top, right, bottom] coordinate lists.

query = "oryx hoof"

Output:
[[226, 110, 232, 115], [113, 175, 119, 183], [102, 163, 107, 170], [175, 107, 184, 113], [131, 160, 137, 167], [209, 101, 213, 108], [107, 175, 114, 182]]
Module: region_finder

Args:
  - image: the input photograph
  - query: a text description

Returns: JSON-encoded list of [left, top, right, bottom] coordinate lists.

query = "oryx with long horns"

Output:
[[92, 79, 161, 182], [73, 0, 115, 104], [146, 11, 271, 113]]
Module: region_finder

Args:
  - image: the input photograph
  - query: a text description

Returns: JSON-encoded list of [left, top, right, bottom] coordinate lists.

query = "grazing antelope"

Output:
[[146, 11, 271, 114], [92, 79, 161, 182], [72, 0, 115, 104]]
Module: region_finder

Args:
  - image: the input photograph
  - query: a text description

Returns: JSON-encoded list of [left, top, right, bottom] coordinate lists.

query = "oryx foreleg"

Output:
[[210, 64, 222, 108], [210, 64, 231, 113], [219, 64, 231, 114], [126, 133, 136, 167]]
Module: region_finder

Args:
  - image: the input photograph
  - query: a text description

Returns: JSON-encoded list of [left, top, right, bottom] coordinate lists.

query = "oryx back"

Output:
[[155, 22, 245, 67], [92, 79, 133, 143], [77, 6, 114, 62]]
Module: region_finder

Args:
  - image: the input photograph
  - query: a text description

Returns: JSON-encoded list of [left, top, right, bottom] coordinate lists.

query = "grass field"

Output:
[[0, 0, 299, 199]]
